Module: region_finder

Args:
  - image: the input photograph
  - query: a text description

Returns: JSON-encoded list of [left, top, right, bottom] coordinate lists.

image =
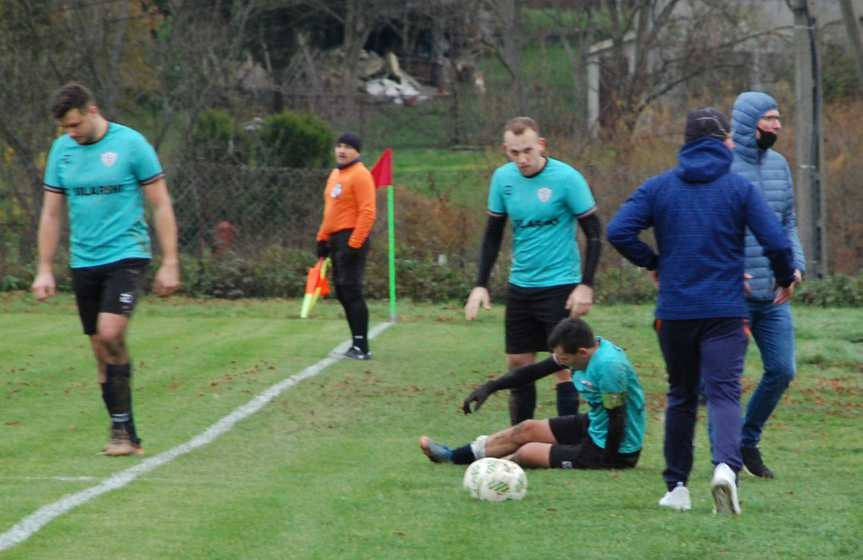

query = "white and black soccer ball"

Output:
[[463, 457, 528, 502]]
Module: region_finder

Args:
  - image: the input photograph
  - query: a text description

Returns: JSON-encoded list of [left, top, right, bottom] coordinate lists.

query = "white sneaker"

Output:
[[711, 463, 741, 515], [659, 484, 691, 511]]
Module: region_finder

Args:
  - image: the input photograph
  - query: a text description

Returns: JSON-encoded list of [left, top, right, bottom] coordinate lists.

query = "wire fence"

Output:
[[3, 157, 862, 300]]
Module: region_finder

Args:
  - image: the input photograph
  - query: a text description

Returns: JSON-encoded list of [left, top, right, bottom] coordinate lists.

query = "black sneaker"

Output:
[[344, 346, 372, 360], [741, 446, 774, 479]]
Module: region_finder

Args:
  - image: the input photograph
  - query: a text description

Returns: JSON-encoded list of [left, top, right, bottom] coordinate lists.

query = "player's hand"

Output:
[[31, 271, 56, 301], [153, 261, 180, 297], [648, 269, 659, 288], [565, 284, 593, 318], [316, 240, 330, 259], [464, 287, 491, 320], [462, 382, 494, 414], [743, 273, 753, 296]]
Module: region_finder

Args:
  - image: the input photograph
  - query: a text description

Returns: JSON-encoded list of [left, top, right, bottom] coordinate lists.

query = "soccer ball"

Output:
[[463, 457, 528, 502]]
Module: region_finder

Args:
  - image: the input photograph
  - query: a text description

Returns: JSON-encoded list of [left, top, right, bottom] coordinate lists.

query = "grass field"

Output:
[[1, 293, 861, 559]]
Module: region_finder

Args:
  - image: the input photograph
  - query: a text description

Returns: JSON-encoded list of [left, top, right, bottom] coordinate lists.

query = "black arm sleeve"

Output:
[[488, 357, 562, 392], [603, 406, 626, 462], [577, 213, 602, 287], [475, 214, 507, 288]]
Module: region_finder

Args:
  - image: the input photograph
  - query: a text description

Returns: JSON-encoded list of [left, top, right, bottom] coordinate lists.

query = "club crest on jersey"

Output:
[[101, 152, 118, 167], [331, 184, 343, 198], [537, 187, 552, 203]]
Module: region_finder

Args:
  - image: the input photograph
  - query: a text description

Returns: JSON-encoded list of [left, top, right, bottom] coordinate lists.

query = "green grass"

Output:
[[0, 294, 860, 559]]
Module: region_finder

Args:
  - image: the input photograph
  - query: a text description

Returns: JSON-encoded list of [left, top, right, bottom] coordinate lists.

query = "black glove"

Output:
[[462, 381, 495, 414], [316, 240, 330, 259]]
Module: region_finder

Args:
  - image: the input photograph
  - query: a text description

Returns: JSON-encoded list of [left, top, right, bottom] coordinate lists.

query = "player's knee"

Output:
[[96, 332, 127, 361], [512, 419, 542, 443], [511, 443, 546, 467]]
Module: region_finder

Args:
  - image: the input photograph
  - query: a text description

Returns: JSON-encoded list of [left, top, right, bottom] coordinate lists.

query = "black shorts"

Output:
[[547, 414, 641, 469], [505, 283, 575, 354], [71, 258, 149, 335], [328, 229, 369, 286]]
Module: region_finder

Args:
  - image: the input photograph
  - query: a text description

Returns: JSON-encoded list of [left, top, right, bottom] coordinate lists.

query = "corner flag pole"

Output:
[[370, 148, 396, 321], [386, 183, 397, 321]]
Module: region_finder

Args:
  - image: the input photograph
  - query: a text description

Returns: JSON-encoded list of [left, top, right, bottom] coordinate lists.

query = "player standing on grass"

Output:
[[32, 82, 180, 456], [314, 132, 377, 360], [464, 117, 602, 425]]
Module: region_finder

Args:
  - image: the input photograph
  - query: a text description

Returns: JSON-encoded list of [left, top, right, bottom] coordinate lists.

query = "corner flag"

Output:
[[370, 148, 393, 188], [370, 148, 396, 321]]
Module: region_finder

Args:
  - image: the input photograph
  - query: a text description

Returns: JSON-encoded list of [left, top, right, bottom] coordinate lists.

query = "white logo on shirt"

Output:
[[119, 292, 134, 305], [101, 152, 118, 167], [331, 184, 343, 198], [537, 187, 552, 203]]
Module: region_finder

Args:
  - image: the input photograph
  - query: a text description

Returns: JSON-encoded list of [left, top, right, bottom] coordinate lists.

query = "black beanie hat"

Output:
[[336, 132, 362, 152], [684, 108, 731, 143]]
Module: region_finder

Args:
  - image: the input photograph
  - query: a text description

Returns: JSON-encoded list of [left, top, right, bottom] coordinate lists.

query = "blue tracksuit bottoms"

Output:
[[657, 317, 748, 490]]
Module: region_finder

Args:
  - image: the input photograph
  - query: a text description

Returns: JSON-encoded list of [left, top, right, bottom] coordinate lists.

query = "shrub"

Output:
[[252, 111, 334, 168], [796, 274, 863, 307], [179, 245, 310, 299], [189, 109, 249, 164]]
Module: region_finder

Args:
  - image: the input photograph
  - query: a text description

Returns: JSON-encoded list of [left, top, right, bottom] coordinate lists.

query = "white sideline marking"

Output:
[[0, 477, 99, 483], [0, 322, 393, 552]]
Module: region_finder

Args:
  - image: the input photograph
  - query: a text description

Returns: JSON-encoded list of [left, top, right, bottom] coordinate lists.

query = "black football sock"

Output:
[[451, 445, 476, 465], [127, 385, 140, 445], [100, 381, 110, 413], [352, 335, 368, 353], [555, 382, 580, 417], [337, 284, 369, 353], [508, 384, 537, 425], [105, 363, 132, 433]]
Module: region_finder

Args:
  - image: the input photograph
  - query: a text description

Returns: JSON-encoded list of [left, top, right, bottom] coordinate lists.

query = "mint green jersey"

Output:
[[43, 122, 163, 268], [571, 338, 645, 453], [488, 158, 596, 287]]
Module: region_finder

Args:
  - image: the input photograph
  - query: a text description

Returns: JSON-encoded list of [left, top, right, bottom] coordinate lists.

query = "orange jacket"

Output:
[[316, 161, 377, 248]]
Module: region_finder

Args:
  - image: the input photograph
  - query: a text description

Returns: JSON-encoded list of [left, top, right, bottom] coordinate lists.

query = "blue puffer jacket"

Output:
[[731, 91, 805, 301]]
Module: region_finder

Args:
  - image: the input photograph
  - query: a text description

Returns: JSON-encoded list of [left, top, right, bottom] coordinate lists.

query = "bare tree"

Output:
[[144, 0, 259, 152], [588, 0, 790, 132], [0, 0, 145, 255]]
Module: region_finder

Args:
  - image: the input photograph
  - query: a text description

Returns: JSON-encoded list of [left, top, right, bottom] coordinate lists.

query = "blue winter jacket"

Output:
[[607, 137, 795, 320], [731, 91, 805, 301]]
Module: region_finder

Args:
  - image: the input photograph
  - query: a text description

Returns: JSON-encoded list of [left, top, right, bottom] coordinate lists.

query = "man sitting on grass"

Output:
[[420, 318, 645, 470]]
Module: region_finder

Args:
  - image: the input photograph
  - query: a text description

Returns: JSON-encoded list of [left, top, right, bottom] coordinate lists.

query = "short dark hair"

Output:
[[547, 318, 596, 354], [50, 82, 96, 119], [504, 116, 540, 136]]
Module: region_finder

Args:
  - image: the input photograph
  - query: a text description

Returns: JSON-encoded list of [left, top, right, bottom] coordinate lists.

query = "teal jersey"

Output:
[[488, 158, 596, 287], [571, 338, 645, 454], [43, 123, 163, 268]]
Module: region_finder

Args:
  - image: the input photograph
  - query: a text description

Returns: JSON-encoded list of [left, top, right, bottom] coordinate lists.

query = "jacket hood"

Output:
[[674, 137, 733, 183], [732, 91, 778, 163]]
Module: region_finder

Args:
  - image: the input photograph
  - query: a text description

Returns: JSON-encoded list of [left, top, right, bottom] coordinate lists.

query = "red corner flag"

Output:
[[370, 148, 393, 188]]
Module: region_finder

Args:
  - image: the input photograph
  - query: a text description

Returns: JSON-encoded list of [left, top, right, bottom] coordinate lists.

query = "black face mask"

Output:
[[756, 128, 777, 150]]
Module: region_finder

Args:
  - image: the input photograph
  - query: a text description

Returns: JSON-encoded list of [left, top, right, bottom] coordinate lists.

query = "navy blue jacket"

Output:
[[731, 91, 805, 301], [607, 137, 795, 320]]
